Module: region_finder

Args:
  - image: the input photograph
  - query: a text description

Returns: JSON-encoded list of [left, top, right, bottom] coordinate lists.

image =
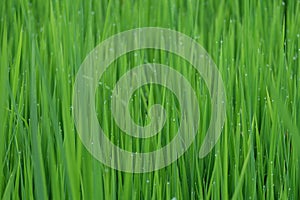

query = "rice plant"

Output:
[[0, 0, 299, 199]]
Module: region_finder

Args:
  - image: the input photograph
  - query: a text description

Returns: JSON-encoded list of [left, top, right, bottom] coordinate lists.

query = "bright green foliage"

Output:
[[0, 0, 299, 199]]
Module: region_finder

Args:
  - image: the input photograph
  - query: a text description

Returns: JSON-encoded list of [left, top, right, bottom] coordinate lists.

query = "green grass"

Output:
[[1, 0, 300, 199]]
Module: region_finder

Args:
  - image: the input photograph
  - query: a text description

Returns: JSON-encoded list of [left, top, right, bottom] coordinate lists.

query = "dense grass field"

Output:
[[1, 0, 300, 199]]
